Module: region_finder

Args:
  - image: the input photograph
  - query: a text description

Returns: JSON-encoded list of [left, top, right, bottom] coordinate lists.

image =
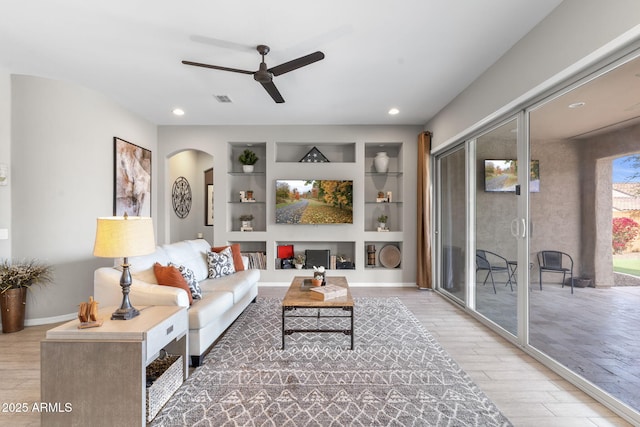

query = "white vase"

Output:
[[374, 152, 389, 173], [242, 165, 254, 173]]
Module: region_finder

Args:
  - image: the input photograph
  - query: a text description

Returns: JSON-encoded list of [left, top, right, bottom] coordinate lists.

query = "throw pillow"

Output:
[[211, 243, 244, 271], [169, 263, 202, 300], [153, 263, 193, 305], [207, 247, 236, 279]]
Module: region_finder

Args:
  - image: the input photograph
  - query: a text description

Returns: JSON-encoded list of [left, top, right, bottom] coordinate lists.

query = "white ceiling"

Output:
[[0, 0, 563, 126]]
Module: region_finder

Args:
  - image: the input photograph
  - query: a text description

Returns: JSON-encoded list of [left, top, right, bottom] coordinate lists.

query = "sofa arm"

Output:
[[94, 267, 190, 308]]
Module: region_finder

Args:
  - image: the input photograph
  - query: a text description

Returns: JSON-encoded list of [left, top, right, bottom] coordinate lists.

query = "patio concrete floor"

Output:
[[473, 280, 640, 412]]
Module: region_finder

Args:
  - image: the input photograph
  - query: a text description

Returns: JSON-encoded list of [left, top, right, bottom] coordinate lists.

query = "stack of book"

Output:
[[309, 284, 348, 300]]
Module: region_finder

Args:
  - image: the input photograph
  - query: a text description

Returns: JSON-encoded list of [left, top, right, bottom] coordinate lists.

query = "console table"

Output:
[[41, 305, 188, 426]]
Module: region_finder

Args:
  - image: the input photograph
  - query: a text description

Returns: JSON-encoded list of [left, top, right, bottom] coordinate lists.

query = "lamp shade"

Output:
[[93, 216, 155, 258]]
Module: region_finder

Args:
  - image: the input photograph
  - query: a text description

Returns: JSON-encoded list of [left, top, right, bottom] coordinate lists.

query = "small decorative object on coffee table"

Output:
[[313, 265, 326, 285]]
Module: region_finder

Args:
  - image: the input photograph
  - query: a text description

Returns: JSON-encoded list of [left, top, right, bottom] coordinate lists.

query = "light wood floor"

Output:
[[0, 286, 632, 426]]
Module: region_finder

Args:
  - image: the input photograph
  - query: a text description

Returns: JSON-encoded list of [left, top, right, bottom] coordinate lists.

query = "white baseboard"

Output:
[[0, 312, 77, 329]]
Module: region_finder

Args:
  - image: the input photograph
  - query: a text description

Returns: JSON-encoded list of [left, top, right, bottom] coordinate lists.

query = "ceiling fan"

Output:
[[182, 44, 325, 103]]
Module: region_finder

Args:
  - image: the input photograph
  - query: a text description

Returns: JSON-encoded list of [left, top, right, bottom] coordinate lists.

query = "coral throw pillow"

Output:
[[212, 243, 244, 271], [153, 262, 193, 305]]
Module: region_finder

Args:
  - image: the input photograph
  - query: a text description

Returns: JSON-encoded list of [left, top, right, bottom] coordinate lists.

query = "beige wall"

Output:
[[9, 75, 157, 322]]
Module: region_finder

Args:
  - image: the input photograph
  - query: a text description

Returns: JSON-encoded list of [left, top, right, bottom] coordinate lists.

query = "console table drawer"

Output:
[[146, 308, 188, 363]]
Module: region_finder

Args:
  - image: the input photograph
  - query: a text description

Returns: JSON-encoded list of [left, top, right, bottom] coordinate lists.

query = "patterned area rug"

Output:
[[151, 297, 512, 426]]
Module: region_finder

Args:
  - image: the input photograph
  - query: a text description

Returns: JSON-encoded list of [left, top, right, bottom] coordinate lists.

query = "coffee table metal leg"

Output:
[[350, 307, 354, 350], [281, 306, 285, 350]]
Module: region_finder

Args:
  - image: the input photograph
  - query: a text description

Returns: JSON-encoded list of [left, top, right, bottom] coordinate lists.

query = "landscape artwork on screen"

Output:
[[484, 160, 540, 192], [275, 179, 353, 224]]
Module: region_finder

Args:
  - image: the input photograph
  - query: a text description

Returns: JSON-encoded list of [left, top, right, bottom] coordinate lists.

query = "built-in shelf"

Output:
[[275, 142, 356, 163]]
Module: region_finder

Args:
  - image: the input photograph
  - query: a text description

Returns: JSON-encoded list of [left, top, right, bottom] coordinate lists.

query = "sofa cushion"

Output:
[[212, 243, 245, 272], [119, 247, 169, 284], [169, 263, 202, 300], [188, 291, 234, 329], [153, 263, 193, 305], [185, 239, 213, 281], [161, 241, 209, 282], [199, 269, 259, 303], [207, 247, 236, 278]]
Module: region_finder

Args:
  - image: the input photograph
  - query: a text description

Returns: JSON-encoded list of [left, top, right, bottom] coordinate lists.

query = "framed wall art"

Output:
[[113, 137, 152, 217]]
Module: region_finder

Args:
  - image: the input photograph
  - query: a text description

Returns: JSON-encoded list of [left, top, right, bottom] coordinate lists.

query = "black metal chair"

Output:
[[537, 250, 574, 294], [476, 249, 513, 293]]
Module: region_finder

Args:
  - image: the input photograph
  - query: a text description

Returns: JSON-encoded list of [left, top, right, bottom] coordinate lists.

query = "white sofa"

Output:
[[94, 239, 259, 366]]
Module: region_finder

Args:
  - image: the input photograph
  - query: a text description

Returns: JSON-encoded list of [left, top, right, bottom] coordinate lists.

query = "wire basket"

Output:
[[146, 350, 183, 422]]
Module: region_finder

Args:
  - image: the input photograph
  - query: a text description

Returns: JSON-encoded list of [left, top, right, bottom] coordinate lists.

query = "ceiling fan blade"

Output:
[[181, 60, 254, 75], [268, 51, 325, 76], [260, 81, 285, 103]]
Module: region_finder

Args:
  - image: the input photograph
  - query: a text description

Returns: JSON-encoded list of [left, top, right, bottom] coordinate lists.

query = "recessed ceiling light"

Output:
[[388, 108, 400, 115], [568, 102, 585, 109], [172, 108, 185, 116]]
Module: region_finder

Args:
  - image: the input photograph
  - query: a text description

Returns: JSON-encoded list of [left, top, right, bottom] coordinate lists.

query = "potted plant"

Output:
[[377, 214, 388, 230], [294, 254, 305, 270], [238, 149, 259, 173], [0, 259, 53, 333], [239, 214, 254, 229]]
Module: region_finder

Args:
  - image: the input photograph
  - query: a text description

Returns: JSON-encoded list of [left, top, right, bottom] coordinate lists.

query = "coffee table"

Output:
[[281, 276, 354, 350]]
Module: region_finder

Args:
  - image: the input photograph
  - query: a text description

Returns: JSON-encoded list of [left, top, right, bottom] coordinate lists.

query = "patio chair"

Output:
[[537, 250, 574, 294], [476, 249, 513, 293]]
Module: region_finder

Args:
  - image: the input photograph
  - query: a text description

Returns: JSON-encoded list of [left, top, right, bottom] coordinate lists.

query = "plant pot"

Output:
[[1, 287, 27, 333], [242, 165, 254, 173], [294, 263, 303, 270], [311, 278, 322, 287]]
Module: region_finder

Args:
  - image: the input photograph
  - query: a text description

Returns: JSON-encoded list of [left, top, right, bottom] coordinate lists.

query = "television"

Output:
[[275, 179, 353, 224], [484, 160, 540, 192]]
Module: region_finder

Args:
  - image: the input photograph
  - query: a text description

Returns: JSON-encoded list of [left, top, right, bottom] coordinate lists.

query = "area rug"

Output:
[[151, 297, 512, 426]]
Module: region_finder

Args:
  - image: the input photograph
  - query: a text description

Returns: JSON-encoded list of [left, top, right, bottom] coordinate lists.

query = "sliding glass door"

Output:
[[474, 119, 520, 335], [434, 48, 640, 422], [436, 146, 467, 303], [527, 52, 640, 414]]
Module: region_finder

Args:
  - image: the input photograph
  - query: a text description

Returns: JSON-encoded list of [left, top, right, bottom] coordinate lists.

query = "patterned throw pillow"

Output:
[[169, 263, 202, 300], [206, 247, 236, 279]]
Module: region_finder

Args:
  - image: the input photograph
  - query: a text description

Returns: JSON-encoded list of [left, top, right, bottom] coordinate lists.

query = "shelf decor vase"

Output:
[[374, 152, 389, 173], [1, 287, 27, 333]]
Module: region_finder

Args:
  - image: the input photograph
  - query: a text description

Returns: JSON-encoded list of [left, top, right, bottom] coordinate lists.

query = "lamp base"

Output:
[[111, 306, 140, 320], [111, 258, 139, 320]]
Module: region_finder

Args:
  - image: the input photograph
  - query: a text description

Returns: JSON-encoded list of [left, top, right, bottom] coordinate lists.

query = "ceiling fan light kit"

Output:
[[182, 44, 324, 104]]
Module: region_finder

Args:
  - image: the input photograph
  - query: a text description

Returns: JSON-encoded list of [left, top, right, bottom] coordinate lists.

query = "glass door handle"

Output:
[[511, 218, 527, 239], [510, 219, 519, 238]]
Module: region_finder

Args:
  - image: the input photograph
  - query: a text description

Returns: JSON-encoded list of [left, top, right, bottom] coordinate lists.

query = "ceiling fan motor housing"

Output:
[[254, 62, 272, 83]]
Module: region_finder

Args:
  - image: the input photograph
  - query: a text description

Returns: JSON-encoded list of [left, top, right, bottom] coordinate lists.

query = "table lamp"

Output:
[[93, 214, 155, 320]]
